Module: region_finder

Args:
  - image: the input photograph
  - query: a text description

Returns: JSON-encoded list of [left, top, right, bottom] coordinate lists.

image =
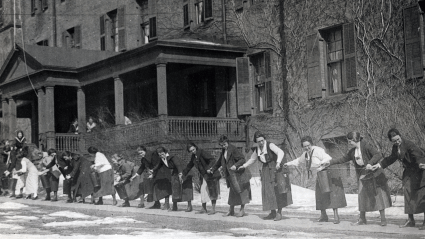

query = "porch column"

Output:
[[37, 88, 45, 135], [1, 99, 9, 140], [77, 87, 86, 151], [156, 63, 168, 116], [45, 86, 55, 149], [8, 97, 17, 140], [114, 76, 125, 125], [228, 68, 238, 118]]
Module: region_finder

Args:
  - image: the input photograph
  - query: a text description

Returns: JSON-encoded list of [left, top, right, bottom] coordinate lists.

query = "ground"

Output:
[[0, 178, 424, 239]]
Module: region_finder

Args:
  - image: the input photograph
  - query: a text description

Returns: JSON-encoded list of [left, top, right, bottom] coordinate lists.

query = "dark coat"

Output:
[[7, 150, 21, 172], [116, 161, 134, 182], [136, 150, 160, 175], [14, 137, 26, 150], [45, 153, 72, 177], [182, 149, 220, 182], [68, 124, 78, 133], [380, 138, 425, 214], [74, 156, 95, 198]]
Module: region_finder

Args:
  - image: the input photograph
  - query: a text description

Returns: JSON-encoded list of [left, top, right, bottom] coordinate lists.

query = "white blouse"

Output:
[[243, 141, 284, 168], [286, 146, 332, 168], [354, 145, 365, 166], [94, 152, 112, 173]]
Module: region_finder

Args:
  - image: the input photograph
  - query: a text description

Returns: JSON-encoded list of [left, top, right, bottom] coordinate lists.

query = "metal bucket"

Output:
[[40, 174, 51, 189], [317, 170, 332, 193], [1, 177, 9, 189], [114, 183, 128, 200], [8, 178, 17, 191], [360, 173, 377, 196], [90, 172, 101, 188], [63, 179, 71, 194]]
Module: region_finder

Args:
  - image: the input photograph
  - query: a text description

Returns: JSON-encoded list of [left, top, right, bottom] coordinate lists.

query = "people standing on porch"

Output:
[[15, 146, 39, 200], [151, 147, 193, 212], [4, 142, 24, 198], [86, 117, 97, 133], [322, 132, 392, 226], [68, 118, 79, 134], [368, 129, 425, 230], [130, 145, 161, 209], [182, 143, 221, 215], [39, 150, 61, 201], [285, 136, 346, 224], [238, 131, 293, 221], [14, 130, 26, 151], [88, 147, 117, 206], [207, 135, 252, 218]]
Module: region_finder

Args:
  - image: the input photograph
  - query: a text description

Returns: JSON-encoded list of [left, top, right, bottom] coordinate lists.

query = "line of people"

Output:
[[0, 129, 424, 230]]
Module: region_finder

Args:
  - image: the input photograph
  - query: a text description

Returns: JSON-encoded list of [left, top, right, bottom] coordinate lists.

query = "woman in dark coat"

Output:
[[286, 136, 346, 224], [373, 129, 425, 230], [239, 131, 292, 221], [152, 146, 193, 212], [131, 145, 162, 209], [74, 154, 95, 203], [326, 132, 392, 226], [207, 135, 252, 218], [183, 143, 221, 215], [14, 130, 26, 151], [40, 150, 61, 201]]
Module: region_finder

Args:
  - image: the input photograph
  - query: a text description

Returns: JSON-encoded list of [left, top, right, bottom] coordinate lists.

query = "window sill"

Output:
[[205, 17, 214, 22]]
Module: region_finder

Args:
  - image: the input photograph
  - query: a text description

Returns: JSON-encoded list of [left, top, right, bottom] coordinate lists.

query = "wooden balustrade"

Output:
[[55, 133, 80, 152]]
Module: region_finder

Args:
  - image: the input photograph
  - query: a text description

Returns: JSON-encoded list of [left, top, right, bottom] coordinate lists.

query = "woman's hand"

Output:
[[206, 169, 213, 174], [276, 163, 281, 170], [419, 163, 425, 170], [230, 165, 236, 171], [130, 174, 138, 181]]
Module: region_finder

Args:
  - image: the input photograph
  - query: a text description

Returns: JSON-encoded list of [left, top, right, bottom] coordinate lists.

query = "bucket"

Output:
[[1, 177, 9, 189], [90, 172, 101, 188], [114, 183, 128, 200], [317, 170, 332, 193], [8, 178, 17, 191], [63, 179, 71, 194], [40, 174, 51, 189], [360, 173, 377, 196]]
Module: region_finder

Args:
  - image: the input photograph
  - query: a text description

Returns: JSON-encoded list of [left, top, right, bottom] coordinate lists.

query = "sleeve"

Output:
[[182, 156, 195, 176], [242, 151, 257, 168], [69, 160, 81, 178], [45, 156, 56, 170], [232, 147, 246, 168], [151, 159, 163, 177], [136, 158, 147, 175], [379, 145, 399, 169], [366, 143, 382, 165], [7, 153, 16, 172], [286, 153, 304, 167], [20, 159, 27, 173], [200, 150, 216, 168], [269, 143, 284, 164], [408, 143, 425, 165], [121, 163, 132, 180], [172, 156, 184, 174], [210, 153, 223, 172], [329, 152, 350, 165]]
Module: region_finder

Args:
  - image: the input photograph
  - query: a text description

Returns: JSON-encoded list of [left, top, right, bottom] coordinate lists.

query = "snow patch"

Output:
[[229, 227, 282, 235], [4, 215, 39, 221], [48, 210, 95, 219], [43, 217, 145, 227], [0, 202, 29, 209], [0, 223, 24, 230]]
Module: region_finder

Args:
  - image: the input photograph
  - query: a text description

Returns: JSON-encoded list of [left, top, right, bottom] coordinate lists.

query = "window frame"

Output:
[[183, 3, 189, 29], [251, 51, 273, 112]]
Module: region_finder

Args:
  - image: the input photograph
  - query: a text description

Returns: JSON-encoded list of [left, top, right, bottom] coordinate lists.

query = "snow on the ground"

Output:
[[0, 223, 24, 230], [43, 217, 145, 227], [0, 202, 29, 209], [4, 215, 39, 221], [0, 234, 273, 239], [48, 211, 97, 219]]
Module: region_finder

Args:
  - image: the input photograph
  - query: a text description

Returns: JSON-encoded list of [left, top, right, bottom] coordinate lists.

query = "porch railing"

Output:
[[55, 133, 79, 152]]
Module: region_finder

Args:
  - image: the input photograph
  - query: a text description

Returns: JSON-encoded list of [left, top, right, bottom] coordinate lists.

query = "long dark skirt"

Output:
[[315, 168, 347, 210], [228, 182, 251, 206], [74, 158, 95, 198], [203, 178, 220, 201], [403, 168, 425, 214], [153, 178, 172, 201], [358, 170, 392, 212], [261, 163, 293, 211], [46, 172, 59, 192], [93, 169, 114, 198], [171, 175, 193, 202], [143, 177, 154, 195]]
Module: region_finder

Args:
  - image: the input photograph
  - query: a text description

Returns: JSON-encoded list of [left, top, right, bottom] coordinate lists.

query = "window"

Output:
[[403, 6, 423, 79], [36, 40, 48, 46], [0, 0, 3, 26], [306, 23, 357, 99], [252, 51, 272, 112], [183, 3, 189, 28], [31, 0, 37, 15], [41, 0, 48, 11], [62, 26, 81, 49], [195, 2, 204, 24], [100, 7, 126, 52], [204, 0, 213, 20], [148, 0, 157, 40], [141, 22, 149, 44]]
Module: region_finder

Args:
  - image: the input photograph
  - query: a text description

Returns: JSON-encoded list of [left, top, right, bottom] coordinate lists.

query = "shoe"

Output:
[[207, 209, 216, 215], [196, 209, 207, 214], [185, 205, 193, 212], [399, 219, 415, 228], [32, 196, 38, 200], [235, 210, 245, 218], [137, 203, 145, 208], [263, 212, 276, 220], [351, 219, 367, 226], [94, 200, 103, 205], [112, 200, 118, 206], [3, 191, 10, 197], [381, 219, 387, 227], [317, 216, 328, 222], [274, 213, 282, 221], [15, 194, 23, 199], [162, 202, 170, 210], [148, 202, 161, 209], [66, 198, 73, 203], [9, 194, 16, 198], [78, 199, 84, 203], [169, 206, 178, 212], [43, 196, 51, 201], [222, 211, 235, 217], [51, 196, 58, 202], [333, 218, 340, 224], [25, 195, 31, 199], [118, 202, 130, 207]]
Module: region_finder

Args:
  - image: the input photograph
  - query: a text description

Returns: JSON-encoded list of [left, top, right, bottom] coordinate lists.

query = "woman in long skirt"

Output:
[[74, 155, 95, 203], [239, 131, 292, 221], [208, 135, 252, 218], [39, 150, 61, 201], [325, 132, 391, 226], [88, 147, 117, 205], [4, 143, 24, 198], [183, 143, 221, 215], [285, 136, 346, 224], [15, 147, 39, 199], [152, 146, 193, 212]]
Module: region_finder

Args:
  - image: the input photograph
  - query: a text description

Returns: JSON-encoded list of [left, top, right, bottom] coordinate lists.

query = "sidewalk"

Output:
[[0, 196, 424, 238]]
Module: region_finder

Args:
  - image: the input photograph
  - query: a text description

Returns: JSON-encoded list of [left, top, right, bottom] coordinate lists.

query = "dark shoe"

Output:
[[185, 205, 193, 212], [43, 196, 51, 201], [351, 219, 367, 226], [25, 195, 31, 199], [137, 203, 145, 208], [78, 199, 84, 203], [148, 202, 161, 209], [196, 209, 207, 214], [94, 200, 103, 205], [66, 198, 73, 203], [112, 200, 118, 206], [9, 193, 16, 198], [235, 209, 245, 218], [399, 219, 415, 228], [317, 216, 328, 222], [32, 196, 38, 200], [3, 191, 10, 197], [274, 213, 282, 221], [162, 202, 170, 210], [333, 218, 340, 224], [51, 196, 58, 202], [381, 219, 387, 227], [15, 194, 23, 199], [263, 212, 276, 220], [207, 209, 216, 215], [118, 202, 130, 207], [222, 211, 235, 217]]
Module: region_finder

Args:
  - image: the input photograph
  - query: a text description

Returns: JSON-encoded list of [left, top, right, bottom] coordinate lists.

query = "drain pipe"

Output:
[[221, 0, 227, 44], [52, 0, 57, 46]]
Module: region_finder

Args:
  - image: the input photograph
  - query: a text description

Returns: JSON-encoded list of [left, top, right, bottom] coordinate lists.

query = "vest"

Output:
[[256, 142, 277, 163]]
